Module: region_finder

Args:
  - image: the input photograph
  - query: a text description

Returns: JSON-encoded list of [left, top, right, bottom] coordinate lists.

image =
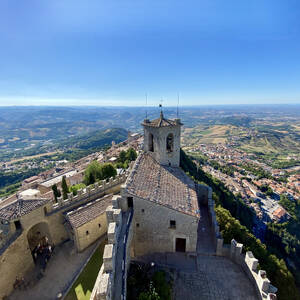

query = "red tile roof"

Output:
[[142, 112, 182, 128], [65, 194, 113, 229], [0, 198, 50, 221], [125, 153, 199, 217]]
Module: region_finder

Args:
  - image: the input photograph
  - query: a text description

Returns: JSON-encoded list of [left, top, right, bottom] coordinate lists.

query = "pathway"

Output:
[[173, 255, 258, 300], [9, 240, 99, 300], [197, 204, 215, 254]]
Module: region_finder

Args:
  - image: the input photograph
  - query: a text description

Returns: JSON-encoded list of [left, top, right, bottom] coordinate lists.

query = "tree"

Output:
[[100, 163, 117, 180], [84, 160, 102, 185], [126, 147, 137, 162], [138, 283, 160, 300], [52, 184, 61, 202], [84, 161, 117, 185], [69, 183, 86, 196], [119, 150, 127, 163], [61, 175, 69, 200]]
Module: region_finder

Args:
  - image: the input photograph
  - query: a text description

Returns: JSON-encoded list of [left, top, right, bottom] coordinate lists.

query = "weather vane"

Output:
[[159, 99, 163, 113]]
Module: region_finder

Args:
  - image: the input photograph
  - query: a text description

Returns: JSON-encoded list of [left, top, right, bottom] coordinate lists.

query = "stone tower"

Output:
[[142, 111, 182, 167]]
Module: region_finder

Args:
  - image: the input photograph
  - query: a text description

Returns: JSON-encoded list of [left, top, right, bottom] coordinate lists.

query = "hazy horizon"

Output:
[[0, 102, 300, 108]]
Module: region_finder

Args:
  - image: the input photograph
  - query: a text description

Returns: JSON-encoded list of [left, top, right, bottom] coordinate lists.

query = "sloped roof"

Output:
[[142, 112, 182, 128], [65, 194, 113, 229], [0, 198, 50, 221], [273, 207, 287, 219], [125, 153, 200, 217]]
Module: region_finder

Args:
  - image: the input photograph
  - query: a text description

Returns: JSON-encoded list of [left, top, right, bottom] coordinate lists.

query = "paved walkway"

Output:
[[135, 203, 258, 300], [9, 240, 99, 300], [197, 204, 215, 254], [173, 255, 258, 300]]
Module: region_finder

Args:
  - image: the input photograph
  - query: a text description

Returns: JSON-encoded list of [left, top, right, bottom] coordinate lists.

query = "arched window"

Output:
[[166, 133, 174, 152], [149, 133, 154, 152]]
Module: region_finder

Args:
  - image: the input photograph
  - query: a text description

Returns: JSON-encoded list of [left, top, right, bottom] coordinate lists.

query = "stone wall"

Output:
[[75, 213, 107, 252], [199, 182, 277, 299], [216, 238, 277, 299], [143, 122, 181, 167], [0, 173, 128, 299], [123, 191, 198, 257], [50, 173, 128, 213], [91, 195, 127, 300], [197, 183, 221, 252]]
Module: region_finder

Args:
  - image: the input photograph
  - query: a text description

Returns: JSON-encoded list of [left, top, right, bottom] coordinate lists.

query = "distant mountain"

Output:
[[59, 128, 128, 150], [0, 104, 299, 159]]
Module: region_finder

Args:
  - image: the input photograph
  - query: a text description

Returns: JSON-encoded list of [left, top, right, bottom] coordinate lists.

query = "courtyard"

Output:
[[9, 238, 105, 300]]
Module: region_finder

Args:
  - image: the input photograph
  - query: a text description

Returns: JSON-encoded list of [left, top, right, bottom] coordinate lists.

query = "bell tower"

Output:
[[142, 111, 182, 167]]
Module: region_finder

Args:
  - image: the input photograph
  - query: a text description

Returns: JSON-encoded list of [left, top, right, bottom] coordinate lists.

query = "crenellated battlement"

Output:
[[49, 173, 128, 213], [216, 238, 277, 299], [91, 194, 134, 300], [202, 183, 277, 299]]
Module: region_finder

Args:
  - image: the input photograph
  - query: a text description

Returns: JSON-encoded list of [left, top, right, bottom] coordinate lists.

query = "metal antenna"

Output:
[[159, 99, 164, 117], [177, 93, 180, 118], [145, 93, 148, 119]]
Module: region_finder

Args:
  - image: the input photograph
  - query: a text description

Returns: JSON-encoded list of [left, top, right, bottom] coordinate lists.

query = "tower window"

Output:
[[149, 133, 154, 152], [166, 133, 174, 152], [86, 231, 89, 235], [14, 220, 21, 230], [170, 220, 176, 229]]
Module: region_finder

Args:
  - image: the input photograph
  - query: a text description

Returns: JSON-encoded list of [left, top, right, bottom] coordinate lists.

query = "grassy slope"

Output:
[[65, 241, 106, 300]]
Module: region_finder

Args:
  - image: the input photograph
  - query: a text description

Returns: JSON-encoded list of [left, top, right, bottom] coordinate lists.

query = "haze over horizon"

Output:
[[1, 0, 300, 106]]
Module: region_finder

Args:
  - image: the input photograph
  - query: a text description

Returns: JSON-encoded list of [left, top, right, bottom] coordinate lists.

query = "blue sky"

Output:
[[0, 0, 300, 106]]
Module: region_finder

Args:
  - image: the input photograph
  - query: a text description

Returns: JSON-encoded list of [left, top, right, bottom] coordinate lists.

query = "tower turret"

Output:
[[142, 112, 182, 167]]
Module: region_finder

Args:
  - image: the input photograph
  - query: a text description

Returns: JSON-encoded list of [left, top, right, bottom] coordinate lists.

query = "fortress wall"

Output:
[[0, 206, 70, 299], [206, 184, 277, 299], [0, 222, 15, 249], [216, 238, 277, 300], [0, 232, 34, 299], [124, 192, 198, 257], [50, 173, 128, 213], [198, 183, 220, 251], [0, 173, 128, 299], [123, 211, 134, 299], [91, 197, 125, 300], [75, 213, 107, 252]]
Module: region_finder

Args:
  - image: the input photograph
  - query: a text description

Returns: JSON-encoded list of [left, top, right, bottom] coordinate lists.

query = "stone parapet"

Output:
[[91, 195, 133, 300], [217, 238, 277, 300], [206, 188, 278, 299], [48, 173, 128, 214], [103, 244, 114, 272]]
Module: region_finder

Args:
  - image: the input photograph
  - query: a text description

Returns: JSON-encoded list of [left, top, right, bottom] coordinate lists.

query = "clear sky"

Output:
[[0, 0, 300, 106]]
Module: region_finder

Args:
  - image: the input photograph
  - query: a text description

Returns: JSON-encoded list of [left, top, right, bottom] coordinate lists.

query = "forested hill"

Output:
[[58, 128, 128, 150], [0, 128, 128, 197]]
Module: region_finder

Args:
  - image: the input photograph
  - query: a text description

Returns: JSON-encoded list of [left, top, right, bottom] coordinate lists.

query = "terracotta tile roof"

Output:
[[273, 207, 287, 219], [65, 194, 113, 229], [0, 198, 50, 221], [125, 153, 200, 217], [23, 175, 40, 184], [142, 112, 182, 128]]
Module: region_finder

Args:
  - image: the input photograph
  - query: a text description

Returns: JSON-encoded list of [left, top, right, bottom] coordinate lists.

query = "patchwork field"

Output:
[[182, 122, 300, 159]]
